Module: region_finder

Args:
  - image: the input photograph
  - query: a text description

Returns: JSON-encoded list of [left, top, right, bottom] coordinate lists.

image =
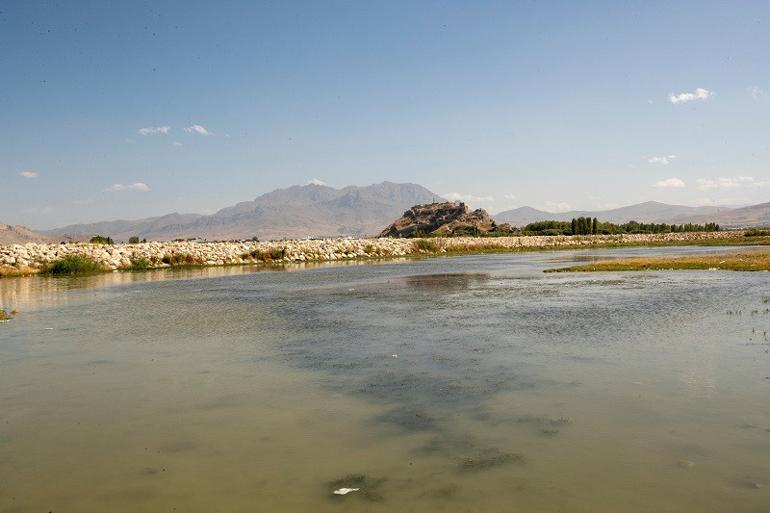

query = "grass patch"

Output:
[[240, 247, 286, 263], [161, 253, 202, 266], [546, 249, 770, 273], [412, 239, 439, 252], [39, 255, 105, 275], [122, 257, 152, 271]]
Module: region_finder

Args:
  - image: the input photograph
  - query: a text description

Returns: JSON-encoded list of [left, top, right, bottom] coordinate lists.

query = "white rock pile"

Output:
[[0, 231, 746, 274]]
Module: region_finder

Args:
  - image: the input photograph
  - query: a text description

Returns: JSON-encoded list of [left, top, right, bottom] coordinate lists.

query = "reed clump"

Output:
[[122, 257, 152, 271], [39, 255, 105, 275], [160, 253, 202, 266], [240, 247, 286, 262], [412, 239, 439, 252]]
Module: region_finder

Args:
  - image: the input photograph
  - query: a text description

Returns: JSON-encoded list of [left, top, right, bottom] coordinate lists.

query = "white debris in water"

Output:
[[391, 354, 398, 358], [333, 487, 360, 495]]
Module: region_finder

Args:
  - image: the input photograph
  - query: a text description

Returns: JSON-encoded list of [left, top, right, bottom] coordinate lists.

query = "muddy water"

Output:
[[1, 247, 769, 512]]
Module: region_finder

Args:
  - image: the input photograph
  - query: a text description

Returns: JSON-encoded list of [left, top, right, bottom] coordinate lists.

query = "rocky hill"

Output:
[[45, 182, 443, 241], [379, 202, 511, 237]]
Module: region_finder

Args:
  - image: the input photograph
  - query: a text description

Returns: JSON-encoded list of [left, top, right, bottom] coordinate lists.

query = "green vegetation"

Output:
[[89, 235, 114, 244], [546, 250, 770, 273], [127, 236, 146, 244], [745, 228, 770, 237], [123, 257, 152, 271], [412, 239, 439, 252], [40, 255, 105, 275], [240, 247, 286, 263], [161, 253, 202, 266], [523, 217, 720, 236]]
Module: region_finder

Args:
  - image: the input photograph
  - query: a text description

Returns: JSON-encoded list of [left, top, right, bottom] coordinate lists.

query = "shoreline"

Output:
[[545, 248, 770, 273], [1, 231, 767, 278]]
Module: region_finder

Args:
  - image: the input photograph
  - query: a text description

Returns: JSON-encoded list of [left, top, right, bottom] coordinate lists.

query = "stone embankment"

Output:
[[0, 231, 747, 276]]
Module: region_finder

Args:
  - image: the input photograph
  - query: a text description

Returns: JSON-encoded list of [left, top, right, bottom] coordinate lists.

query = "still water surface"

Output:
[[1, 247, 769, 512]]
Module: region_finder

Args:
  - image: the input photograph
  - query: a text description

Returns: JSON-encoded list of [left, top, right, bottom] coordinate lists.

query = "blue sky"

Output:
[[2, 0, 769, 228]]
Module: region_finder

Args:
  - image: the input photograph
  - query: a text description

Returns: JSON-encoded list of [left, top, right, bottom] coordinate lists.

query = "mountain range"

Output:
[[495, 201, 733, 226], [3, 182, 770, 244], [43, 182, 443, 241]]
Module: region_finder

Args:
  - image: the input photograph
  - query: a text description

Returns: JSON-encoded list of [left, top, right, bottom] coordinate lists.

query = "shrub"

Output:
[[125, 257, 151, 270], [128, 236, 141, 244], [745, 228, 770, 237], [161, 253, 201, 266], [243, 247, 286, 262], [89, 235, 114, 244], [413, 239, 438, 252], [40, 255, 105, 275], [0, 309, 12, 322], [364, 243, 375, 254]]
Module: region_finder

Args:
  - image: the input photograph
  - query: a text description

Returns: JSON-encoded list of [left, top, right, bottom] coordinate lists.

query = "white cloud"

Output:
[[503, 193, 517, 200], [669, 87, 714, 104], [184, 124, 211, 136], [749, 86, 766, 101], [648, 155, 677, 165], [19, 170, 39, 178], [443, 192, 494, 203], [543, 201, 571, 213], [172, 141, 183, 147], [307, 178, 326, 186], [654, 177, 686, 188], [104, 182, 150, 192], [138, 126, 171, 136], [696, 176, 768, 190]]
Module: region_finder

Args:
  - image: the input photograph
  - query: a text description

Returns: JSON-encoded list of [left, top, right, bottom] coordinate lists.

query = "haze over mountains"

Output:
[[495, 202, 732, 226], [44, 182, 443, 241], [3, 182, 770, 244]]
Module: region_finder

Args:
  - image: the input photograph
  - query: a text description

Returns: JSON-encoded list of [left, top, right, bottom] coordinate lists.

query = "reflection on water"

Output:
[[1, 246, 769, 512]]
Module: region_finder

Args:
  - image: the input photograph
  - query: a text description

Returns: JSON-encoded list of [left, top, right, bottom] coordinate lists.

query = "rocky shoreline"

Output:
[[0, 231, 751, 276]]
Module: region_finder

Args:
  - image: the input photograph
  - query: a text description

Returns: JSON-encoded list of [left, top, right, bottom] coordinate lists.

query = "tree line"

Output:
[[522, 216, 719, 236]]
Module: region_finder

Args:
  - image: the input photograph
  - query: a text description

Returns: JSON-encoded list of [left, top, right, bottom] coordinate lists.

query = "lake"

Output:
[[1, 246, 768, 512]]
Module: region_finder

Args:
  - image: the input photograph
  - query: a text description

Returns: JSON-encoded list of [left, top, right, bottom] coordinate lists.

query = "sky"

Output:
[[2, 0, 770, 229]]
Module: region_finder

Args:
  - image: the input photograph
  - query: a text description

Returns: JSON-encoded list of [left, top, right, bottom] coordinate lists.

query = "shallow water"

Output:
[[1, 246, 769, 512]]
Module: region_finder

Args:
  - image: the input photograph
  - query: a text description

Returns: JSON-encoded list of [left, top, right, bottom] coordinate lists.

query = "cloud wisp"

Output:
[[104, 182, 150, 193], [307, 178, 327, 186], [696, 176, 769, 190], [443, 192, 494, 203], [184, 124, 211, 136], [138, 126, 171, 136], [654, 177, 685, 188], [19, 171, 39, 178], [749, 86, 766, 101], [648, 155, 677, 165], [669, 88, 714, 104]]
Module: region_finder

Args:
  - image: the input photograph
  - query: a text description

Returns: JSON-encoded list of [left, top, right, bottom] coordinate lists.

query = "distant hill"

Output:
[[687, 201, 770, 228], [0, 224, 53, 245], [45, 182, 444, 241], [495, 201, 732, 226]]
